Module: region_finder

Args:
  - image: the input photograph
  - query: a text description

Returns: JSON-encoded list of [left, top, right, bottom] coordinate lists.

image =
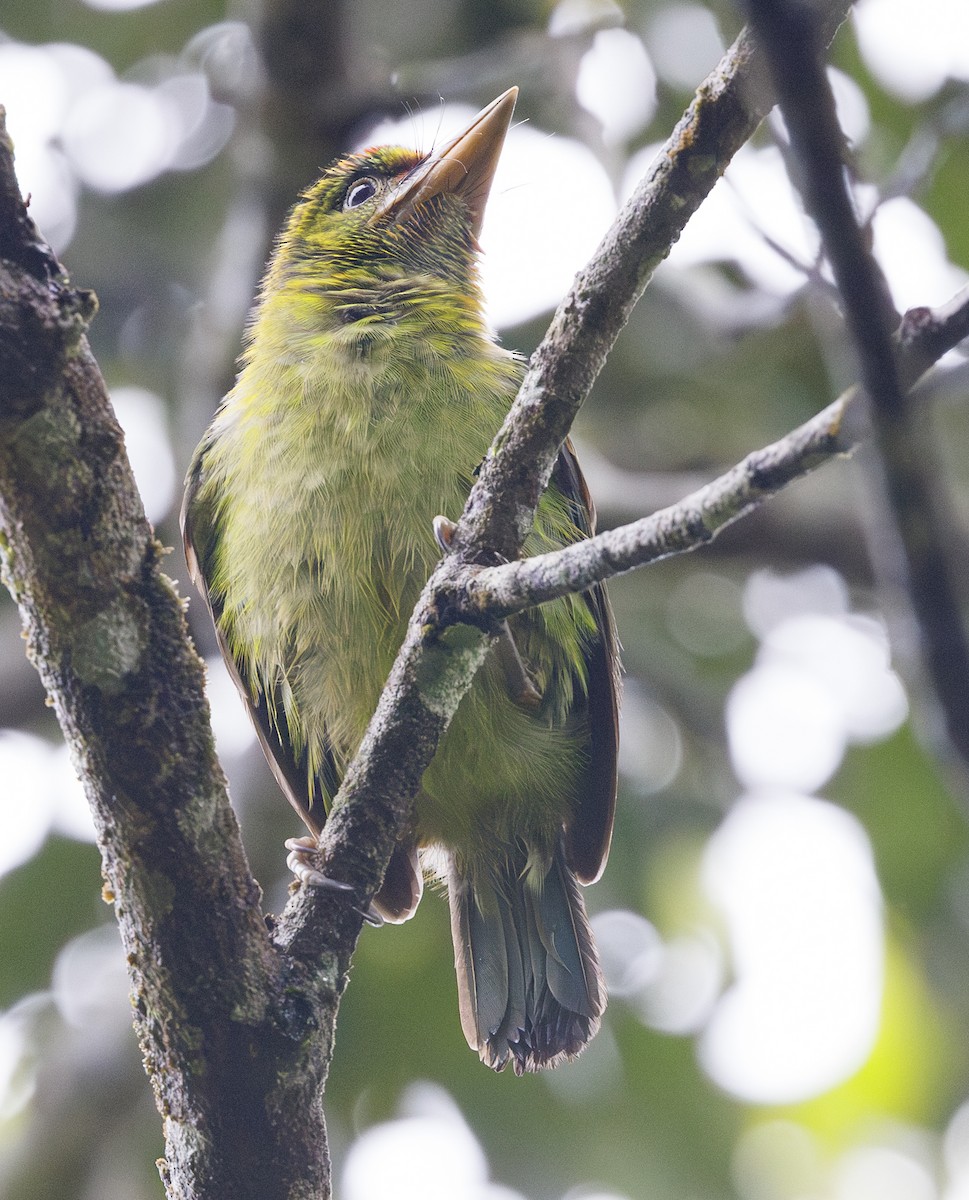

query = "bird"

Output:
[[181, 87, 619, 1073]]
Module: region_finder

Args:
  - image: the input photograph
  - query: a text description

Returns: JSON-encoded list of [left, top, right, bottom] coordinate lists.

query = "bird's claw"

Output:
[[357, 903, 385, 927], [284, 837, 385, 926], [285, 836, 354, 891]]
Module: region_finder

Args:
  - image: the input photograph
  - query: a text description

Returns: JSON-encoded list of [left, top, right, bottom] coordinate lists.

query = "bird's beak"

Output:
[[381, 87, 518, 239]]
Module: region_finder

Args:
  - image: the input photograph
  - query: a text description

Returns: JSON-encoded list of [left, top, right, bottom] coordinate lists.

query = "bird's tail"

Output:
[[448, 837, 604, 1073]]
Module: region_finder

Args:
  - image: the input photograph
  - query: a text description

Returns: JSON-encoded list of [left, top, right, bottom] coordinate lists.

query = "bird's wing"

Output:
[[180, 450, 335, 838], [551, 440, 620, 884]]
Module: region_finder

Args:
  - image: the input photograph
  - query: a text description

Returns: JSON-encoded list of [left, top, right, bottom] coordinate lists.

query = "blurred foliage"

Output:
[[2, 0, 969, 1198], [0, 838, 103, 1010]]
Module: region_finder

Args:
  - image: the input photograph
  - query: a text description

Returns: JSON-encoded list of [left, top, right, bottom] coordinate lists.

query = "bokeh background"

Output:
[[2, 0, 969, 1197]]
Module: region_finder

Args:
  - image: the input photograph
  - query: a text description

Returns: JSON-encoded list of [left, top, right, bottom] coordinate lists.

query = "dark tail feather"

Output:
[[448, 838, 604, 1074]]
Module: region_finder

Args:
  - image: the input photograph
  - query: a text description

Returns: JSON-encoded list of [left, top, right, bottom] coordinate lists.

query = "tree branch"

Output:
[[0, 110, 340, 1200], [462, 290, 969, 616], [746, 0, 969, 770]]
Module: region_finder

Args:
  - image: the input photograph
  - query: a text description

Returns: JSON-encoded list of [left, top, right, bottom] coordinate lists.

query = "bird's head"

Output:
[[275, 88, 518, 301]]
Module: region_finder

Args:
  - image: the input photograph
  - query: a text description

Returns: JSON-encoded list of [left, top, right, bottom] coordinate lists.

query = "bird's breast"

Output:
[[209, 324, 522, 755]]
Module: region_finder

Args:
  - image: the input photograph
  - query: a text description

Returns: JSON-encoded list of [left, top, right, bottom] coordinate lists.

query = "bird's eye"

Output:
[[343, 177, 379, 210]]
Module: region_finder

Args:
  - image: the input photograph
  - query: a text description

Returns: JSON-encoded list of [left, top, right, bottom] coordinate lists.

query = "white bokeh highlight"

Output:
[[342, 1083, 523, 1200], [110, 386, 178, 525], [82, 0, 165, 10], [52, 926, 130, 1034], [481, 123, 616, 327], [763, 614, 908, 744], [699, 568, 902, 1105], [826, 67, 873, 146], [593, 909, 664, 999], [0, 38, 234, 253], [743, 565, 850, 638], [63, 81, 178, 192], [728, 600, 907, 793], [626, 142, 817, 296], [49, 744, 97, 842], [576, 28, 657, 146], [854, 0, 969, 101], [834, 1144, 937, 1200], [625, 100, 964, 315], [647, 3, 724, 91], [945, 1099, 969, 1200], [700, 792, 884, 1104], [547, 0, 624, 38], [728, 662, 844, 794], [0, 731, 93, 879], [593, 908, 723, 1035], [562, 1192, 633, 1200], [0, 41, 112, 248], [204, 655, 258, 759], [873, 197, 969, 311], [633, 930, 724, 1035], [0, 732, 59, 875]]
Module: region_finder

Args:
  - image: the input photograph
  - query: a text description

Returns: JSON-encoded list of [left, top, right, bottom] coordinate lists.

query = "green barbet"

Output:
[[182, 88, 619, 1073]]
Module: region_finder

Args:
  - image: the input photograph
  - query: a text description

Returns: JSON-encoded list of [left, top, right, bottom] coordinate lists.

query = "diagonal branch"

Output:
[[463, 290, 969, 617]]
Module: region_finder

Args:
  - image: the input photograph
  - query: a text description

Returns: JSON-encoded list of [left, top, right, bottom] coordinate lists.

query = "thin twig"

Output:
[[468, 396, 852, 613]]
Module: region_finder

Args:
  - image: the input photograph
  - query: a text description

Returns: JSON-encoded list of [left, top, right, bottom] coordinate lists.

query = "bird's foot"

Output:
[[284, 837, 384, 926], [284, 836, 353, 890]]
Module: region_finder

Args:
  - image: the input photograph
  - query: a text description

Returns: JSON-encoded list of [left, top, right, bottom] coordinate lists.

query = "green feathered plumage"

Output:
[[182, 89, 619, 1072]]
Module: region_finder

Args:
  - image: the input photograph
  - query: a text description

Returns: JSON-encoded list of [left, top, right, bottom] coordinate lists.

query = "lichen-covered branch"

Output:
[[0, 110, 341, 1200], [462, 289, 969, 616], [468, 396, 854, 615]]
